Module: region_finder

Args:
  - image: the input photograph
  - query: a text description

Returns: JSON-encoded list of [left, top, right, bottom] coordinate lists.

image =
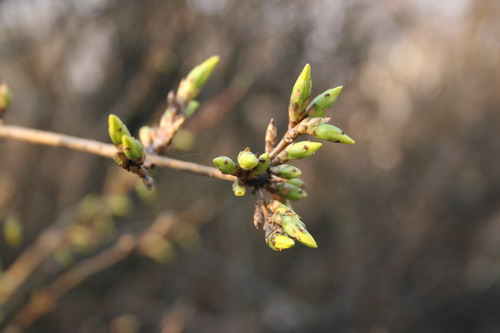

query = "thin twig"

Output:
[[0, 123, 236, 182]]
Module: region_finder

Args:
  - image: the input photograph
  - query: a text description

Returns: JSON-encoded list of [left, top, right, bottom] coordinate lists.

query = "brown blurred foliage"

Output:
[[1, 0, 500, 332]]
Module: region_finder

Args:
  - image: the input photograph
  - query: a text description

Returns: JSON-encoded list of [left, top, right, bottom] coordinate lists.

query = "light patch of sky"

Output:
[[73, 0, 110, 17], [262, 0, 299, 36], [65, 22, 115, 95], [411, 0, 472, 34], [187, 0, 229, 15], [0, 0, 69, 38], [305, 0, 345, 63]]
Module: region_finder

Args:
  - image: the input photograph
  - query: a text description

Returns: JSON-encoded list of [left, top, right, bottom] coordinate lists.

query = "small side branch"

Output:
[[0, 123, 236, 182]]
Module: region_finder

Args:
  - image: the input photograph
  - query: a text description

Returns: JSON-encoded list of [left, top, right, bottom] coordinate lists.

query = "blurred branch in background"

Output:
[[8, 208, 205, 331]]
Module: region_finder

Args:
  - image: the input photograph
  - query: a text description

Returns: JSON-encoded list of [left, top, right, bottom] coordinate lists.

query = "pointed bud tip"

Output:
[[342, 134, 355, 145], [301, 63, 311, 79], [298, 231, 318, 248]]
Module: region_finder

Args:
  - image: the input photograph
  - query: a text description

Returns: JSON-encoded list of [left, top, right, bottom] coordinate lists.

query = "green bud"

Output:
[[314, 124, 355, 144], [184, 100, 200, 118], [277, 183, 308, 200], [139, 126, 154, 147], [254, 153, 270, 174], [3, 214, 22, 248], [188, 55, 220, 89], [267, 232, 295, 251], [232, 180, 246, 196], [108, 114, 131, 145], [0, 83, 12, 115], [306, 86, 343, 117], [237, 149, 259, 171], [296, 230, 318, 248], [282, 141, 322, 160], [177, 55, 220, 103], [271, 164, 302, 179], [277, 215, 317, 248], [213, 156, 237, 175], [288, 64, 312, 123], [288, 178, 304, 188], [122, 135, 145, 162]]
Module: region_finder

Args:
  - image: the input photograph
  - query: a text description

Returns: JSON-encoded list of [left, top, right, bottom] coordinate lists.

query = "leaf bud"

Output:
[[306, 86, 343, 117], [288, 64, 312, 123], [266, 232, 295, 251], [277, 182, 308, 200], [280, 141, 322, 161], [184, 100, 200, 118], [122, 135, 145, 162], [271, 164, 302, 179], [254, 153, 270, 175], [213, 156, 237, 175], [314, 124, 355, 144], [232, 180, 246, 196], [288, 178, 304, 188], [108, 114, 131, 145], [237, 149, 259, 171], [279, 215, 317, 248], [177, 55, 220, 103]]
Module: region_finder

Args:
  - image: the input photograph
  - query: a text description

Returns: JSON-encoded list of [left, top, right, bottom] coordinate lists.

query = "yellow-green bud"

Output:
[[306, 86, 343, 117], [314, 124, 355, 144], [297, 230, 318, 248], [237, 149, 259, 171], [271, 164, 302, 179], [288, 64, 312, 123], [232, 180, 246, 196], [3, 214, 22, 248], [177, 56, 220, 103], [282, 141, 322, 160], [184, 100, 200, 118], [267, 232, 295, 251], [254, 153, 270, 174], [278, 215, 317, 248], [122, 135, 145, 162], [288, 178, 304, 188], [213, 156, 237, 175], [108, 114, 131, 145], [0, 83, 12, 115], [277, 183, 307, 200]]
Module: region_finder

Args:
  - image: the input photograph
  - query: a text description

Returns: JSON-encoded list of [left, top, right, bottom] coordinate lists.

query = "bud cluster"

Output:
[[260, 200, 317, 251], [108, 114, 153, 189], [213, 147, 271, 197], [213, 63, 355, 251]]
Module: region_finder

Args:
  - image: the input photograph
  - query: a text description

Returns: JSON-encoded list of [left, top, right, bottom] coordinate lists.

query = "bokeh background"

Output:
[[1, 0, 499, 332]]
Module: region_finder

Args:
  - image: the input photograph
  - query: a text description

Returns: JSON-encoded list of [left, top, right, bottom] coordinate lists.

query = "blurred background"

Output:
[[0, 0, 499, 332]]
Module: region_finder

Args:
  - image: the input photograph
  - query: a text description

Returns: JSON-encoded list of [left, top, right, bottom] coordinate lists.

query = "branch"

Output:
[[0, 123, 236, 182]]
